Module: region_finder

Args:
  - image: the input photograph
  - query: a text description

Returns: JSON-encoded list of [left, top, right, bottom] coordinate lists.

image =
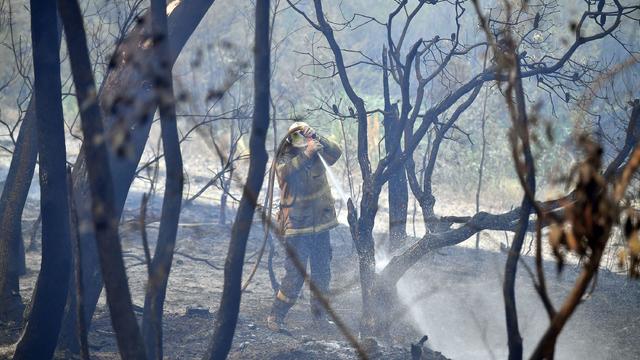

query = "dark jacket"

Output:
[[276, 135, 342, 237]]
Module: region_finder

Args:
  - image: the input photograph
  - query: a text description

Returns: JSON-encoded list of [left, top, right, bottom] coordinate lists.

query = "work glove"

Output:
[[301, 126, 316, 139], [304, 138, 324, 158]]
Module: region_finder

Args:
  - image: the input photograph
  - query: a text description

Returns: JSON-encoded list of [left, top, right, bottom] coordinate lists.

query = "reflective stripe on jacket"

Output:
[[276, 135, 342, 237]]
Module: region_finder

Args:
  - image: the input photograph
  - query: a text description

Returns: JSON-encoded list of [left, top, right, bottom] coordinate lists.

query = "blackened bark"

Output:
[[204, 0, 270, 358], [386, 124, 408, 245], [219, 125, 236, 225], [504, 194, 532, 360], [68, 166, 90, 360], [12, 2, 71, 358], [475, 88, 489, 249], [382, 51, 407, 247], [219, 174, 230, 224], [28, 213, 40, 252], [57, 0, 147, 358], [57, 1, 215, 353], [17, 236, 25, 276], [141, 0, 184, 358], [604, 100, 640, 180], [0, 100, 35, 324]]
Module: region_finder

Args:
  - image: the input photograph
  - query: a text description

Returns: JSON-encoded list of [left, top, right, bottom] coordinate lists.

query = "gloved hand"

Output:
[[301, 126, 316, 139], [304, 138, 324, 158]]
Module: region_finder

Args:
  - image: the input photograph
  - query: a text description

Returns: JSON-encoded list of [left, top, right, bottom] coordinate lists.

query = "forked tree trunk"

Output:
[[0, 100, 35, 324], [13, 2, 71, 358], [0, 15, 64, 326]]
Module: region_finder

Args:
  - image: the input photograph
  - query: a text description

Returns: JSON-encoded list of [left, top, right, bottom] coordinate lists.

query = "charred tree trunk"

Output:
[[503, 58, 535, 360], [348, 193, 379, 335], [503, 185, 532, 360], [28, 213, 41, 252], [17, 236, 26, 276], [385, 118, 408, 247], [141, 0, 184, 358], [382, 49, 408, 248], [475, 87, 489, 249], [219, 124, 236, 225], [0, 13, 64, 326], [0, 100, 35, 325], [13, 2, 71, 358], [352, 187, 403, 336], [220, 169, 233, 225], [67, 166, 90, 360], [57, 0, 147, 358], [604, 100, 640, 180], [57, 1, 215, 354], [204, 0, 270, 358]]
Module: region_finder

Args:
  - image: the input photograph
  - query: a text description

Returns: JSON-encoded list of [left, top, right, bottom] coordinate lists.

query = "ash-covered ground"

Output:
[[2, 189, 640, 359]]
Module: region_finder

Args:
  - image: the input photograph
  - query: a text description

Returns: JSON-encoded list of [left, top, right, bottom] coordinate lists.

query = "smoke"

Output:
[[372, 243, 626, 359]]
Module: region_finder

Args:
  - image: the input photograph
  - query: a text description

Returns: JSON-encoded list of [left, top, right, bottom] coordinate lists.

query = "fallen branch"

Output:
[[173, 250, 222, 270]]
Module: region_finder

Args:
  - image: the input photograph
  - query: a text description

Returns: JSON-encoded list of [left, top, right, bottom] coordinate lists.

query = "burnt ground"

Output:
[[1, 194, 640, 359]]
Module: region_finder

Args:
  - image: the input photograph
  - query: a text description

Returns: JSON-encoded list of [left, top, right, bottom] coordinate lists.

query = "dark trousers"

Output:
[[271, 231, 332, 319]]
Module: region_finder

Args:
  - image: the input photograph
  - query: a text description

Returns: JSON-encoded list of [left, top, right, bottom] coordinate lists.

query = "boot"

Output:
[[267, 297, 290, 332], [266, 313, 285, 332]]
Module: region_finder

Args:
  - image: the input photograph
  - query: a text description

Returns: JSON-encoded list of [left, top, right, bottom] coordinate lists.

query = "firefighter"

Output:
[[267, 121, 342, 332]]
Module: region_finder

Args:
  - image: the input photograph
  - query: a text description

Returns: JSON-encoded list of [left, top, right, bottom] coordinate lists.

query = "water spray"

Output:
[[318, 153, 349, 205]]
